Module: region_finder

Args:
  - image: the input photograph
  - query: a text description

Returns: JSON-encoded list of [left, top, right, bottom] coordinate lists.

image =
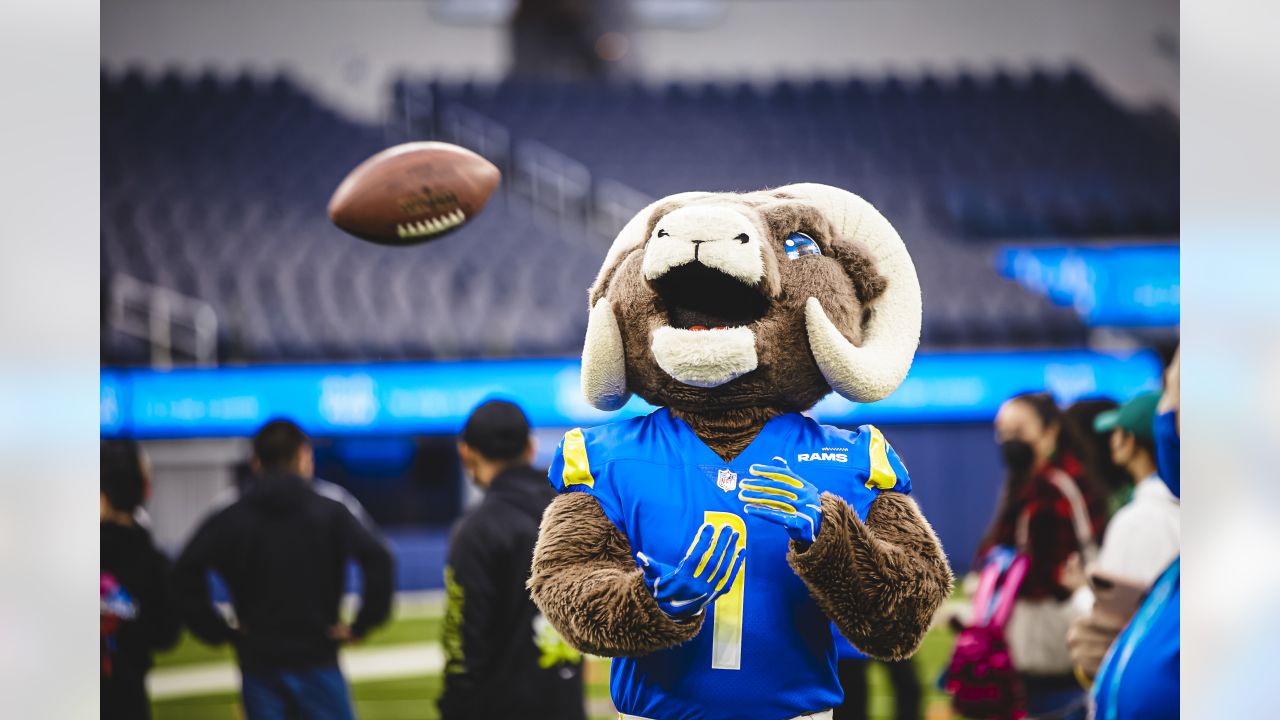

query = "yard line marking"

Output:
[[148, 643, 443, 699]]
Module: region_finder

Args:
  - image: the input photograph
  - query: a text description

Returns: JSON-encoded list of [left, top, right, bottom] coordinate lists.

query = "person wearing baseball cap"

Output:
[[438, 399, 586, 720], [1090, 391, 1180, 586], [1069, 350, 1181, 719]]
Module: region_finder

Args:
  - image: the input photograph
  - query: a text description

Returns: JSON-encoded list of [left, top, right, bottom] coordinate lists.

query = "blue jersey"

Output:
[[548, 408, 912, 720], [1091, 558, 1180, 720], [832, 624, 868, 662]]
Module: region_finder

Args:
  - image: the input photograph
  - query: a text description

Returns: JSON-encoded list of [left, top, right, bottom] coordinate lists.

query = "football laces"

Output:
[[396, 208, 467, 239]]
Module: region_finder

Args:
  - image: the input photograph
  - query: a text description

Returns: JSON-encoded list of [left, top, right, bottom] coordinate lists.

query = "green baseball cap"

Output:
[[1093, 391, 1160, 441]]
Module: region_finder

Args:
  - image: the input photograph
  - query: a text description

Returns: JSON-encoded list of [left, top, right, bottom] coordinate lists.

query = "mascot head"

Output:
[[581, 183, 922, 415]]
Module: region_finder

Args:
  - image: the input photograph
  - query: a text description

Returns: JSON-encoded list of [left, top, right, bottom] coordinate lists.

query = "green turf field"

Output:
[[152, 610, 956, 720]]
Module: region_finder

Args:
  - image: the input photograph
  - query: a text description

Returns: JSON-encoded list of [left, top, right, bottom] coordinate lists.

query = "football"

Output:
[[328, 141, 501, 246]]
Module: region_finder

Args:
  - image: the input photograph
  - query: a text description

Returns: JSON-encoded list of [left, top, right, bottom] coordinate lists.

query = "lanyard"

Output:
[[1101, 558, 1179, 720]]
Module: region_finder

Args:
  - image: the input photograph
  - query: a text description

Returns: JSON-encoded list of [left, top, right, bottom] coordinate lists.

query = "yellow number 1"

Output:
[[703, 511, 747, 670]]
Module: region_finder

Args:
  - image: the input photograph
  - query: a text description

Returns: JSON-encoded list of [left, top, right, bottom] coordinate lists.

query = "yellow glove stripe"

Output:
[[561, 428, 594, 488], [687, 524, 716, 576], [712, 548, 743, 593], [743, 497, 797, 514], [696, 539, 732, 581], [866, 425, 898, 490], [737, 481, 799, 502], [750, 469, 804, 488], [692, 524, 741, 577]]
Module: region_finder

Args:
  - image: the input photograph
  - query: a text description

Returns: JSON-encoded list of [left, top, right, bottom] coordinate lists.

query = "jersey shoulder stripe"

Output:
[[810, 421, 912, 495], [559, 428, 594, 489], [548, 413, 658, 493], [863, 425, 898, 490]]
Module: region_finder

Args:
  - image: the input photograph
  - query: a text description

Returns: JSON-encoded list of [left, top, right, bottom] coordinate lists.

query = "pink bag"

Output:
[[943, 551, 1029, 719]]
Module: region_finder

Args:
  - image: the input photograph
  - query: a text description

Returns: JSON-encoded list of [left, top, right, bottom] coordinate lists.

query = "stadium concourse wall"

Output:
[[101, 0, 1177, 122], [110, 349, 1163, 583]]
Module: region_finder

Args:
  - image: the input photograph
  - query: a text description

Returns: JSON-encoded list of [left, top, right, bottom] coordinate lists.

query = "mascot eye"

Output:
[[656, 229, 669, 238], [785, 231, 822, 260]]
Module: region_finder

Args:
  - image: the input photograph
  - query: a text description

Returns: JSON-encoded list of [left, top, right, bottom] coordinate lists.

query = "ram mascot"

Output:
[[529, 184, 953, 720]]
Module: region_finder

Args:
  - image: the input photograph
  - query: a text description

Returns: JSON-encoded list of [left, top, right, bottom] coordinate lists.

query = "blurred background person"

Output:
[[1064, 398, 1133, 516], [101, 440, 182, 720], [978, 392, 1110, 719], [214, 451, 377, 531], [1070, 349, 1180, 719], [438, 399, 585, 720], [1090, 391, 1179, 586], [832, 629, 921, 720], [509, 0, 632, 81], [172, 419, 394, 720]]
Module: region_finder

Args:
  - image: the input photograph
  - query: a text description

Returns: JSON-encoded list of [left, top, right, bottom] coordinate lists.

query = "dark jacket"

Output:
[[172, 473, 393, 670], [101, 522, 182, 720], [438, 465, 586, 720]]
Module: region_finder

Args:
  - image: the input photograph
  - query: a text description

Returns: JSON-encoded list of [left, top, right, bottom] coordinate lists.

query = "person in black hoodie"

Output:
[[173, 419, 393, 720], [438, 400, 586, 720], [101, 440, 181, 720]]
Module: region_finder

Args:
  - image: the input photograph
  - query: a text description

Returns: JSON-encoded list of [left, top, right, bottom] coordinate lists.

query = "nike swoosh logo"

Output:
[[669, 594, 708, 608]]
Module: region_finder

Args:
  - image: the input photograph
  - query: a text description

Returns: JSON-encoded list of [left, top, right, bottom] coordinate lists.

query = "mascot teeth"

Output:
[[650, 325, 759, 388]]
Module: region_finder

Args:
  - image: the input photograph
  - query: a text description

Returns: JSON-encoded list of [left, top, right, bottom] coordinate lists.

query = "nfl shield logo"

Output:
[[716, 468, 738, 493]]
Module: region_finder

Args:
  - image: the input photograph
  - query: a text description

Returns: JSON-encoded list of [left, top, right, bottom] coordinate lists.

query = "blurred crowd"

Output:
[[101, 421, 396, 720], [945, 349, 1181, 720], [102, 355, 1179, 720]]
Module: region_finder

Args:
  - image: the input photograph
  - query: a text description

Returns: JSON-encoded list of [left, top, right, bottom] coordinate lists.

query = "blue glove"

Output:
[[739, 460, 823, 544], [637, 523, 745, 621]]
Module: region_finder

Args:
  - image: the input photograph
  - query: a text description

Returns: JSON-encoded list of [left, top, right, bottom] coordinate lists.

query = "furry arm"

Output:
[[788, 492, 953, 660], [528, 492, 705, 656]]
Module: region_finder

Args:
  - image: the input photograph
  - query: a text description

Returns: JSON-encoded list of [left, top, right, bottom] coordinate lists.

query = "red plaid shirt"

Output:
[[982, 453, 1109, 601]]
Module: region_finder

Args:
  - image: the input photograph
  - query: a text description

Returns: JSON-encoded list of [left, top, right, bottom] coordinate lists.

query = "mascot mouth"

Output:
[[650, 262, 770, 331], [645, 262, 766, 388]]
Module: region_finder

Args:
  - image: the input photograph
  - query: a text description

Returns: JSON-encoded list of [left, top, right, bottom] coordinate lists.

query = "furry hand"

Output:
[[739, 461, 823, 544], [638, 523, 744, 621]]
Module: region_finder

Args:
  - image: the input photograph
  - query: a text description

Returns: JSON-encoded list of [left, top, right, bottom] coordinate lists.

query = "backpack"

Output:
[[943, 548, 1029, 719]]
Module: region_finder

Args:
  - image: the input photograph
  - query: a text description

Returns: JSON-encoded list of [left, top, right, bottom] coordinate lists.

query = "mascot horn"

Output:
[[530, 183, 952, 720]]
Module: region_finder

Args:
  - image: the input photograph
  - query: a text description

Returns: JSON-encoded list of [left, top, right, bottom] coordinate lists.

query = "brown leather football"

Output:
[[328, 141, 501, 245]]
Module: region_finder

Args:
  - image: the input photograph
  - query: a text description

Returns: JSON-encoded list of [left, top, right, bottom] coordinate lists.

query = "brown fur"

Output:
[[669, 405, 784, 462], [788, 492, 954, 660], [528, 492, 704, 656]]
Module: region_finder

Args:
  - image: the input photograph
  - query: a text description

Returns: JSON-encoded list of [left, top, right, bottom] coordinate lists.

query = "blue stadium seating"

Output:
[[97, 67, 1178, 364], [413, 70, 1177, 237], [102, 70, 604, 363]]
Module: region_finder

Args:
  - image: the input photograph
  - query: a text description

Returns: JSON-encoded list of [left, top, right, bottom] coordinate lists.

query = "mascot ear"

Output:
[[776, 183, 922, 403], [582, 191, 712, 411], [582, 298, 631, 411]]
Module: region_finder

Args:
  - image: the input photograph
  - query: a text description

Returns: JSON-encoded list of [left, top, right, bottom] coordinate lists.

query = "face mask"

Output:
[[1153, 409, 1180, 498], [1000, 440, 1036, 474]]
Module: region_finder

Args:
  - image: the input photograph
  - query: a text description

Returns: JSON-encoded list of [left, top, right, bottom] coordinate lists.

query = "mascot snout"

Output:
[[642, 204, 768, 287]]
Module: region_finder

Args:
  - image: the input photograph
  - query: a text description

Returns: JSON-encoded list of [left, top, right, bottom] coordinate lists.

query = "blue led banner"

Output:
[[100, 349, 1163, 438], [997, 245, 1179, 327]]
